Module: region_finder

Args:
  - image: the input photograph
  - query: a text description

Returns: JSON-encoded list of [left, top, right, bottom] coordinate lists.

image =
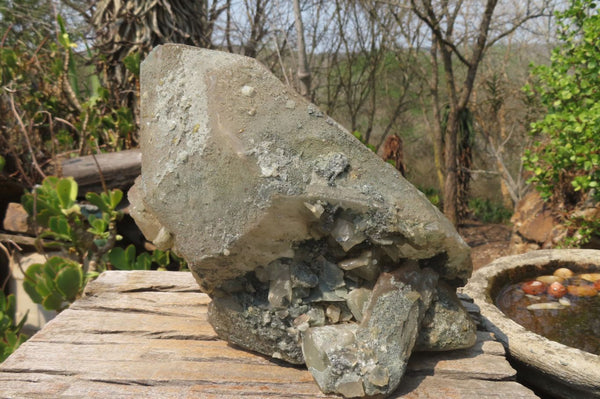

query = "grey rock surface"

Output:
[[130, 43, 471, 292], [415, 281, 477, 352], [130, 44, 475, 397]]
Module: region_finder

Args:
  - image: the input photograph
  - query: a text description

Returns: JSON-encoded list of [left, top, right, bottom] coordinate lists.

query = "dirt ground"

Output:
[[458, 221, 513, 271]]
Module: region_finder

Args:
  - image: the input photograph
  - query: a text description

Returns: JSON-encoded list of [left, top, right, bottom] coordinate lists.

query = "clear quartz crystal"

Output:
[[304, 202, 325, 218], [338, 251, 372, 270], [302, 324, 359, 373], [331, 218, 366, 252], [307, 307, 326, 326], [268, 264, 292, 308], [338, 250, 381, 282], [326, 304, 341, 323], [346, 288, 372, 322]]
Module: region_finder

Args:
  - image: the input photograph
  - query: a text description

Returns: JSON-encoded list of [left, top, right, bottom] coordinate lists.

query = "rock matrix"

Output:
[[129, 44, 475, 397]]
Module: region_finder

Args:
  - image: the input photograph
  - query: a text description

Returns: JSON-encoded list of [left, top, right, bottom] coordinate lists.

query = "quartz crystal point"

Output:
[[302, 264, 438, 397], [129, 44, 475, 398]]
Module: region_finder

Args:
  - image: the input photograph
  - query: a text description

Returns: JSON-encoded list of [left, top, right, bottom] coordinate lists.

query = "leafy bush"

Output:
[[23, 257, 83, 312], [21, 177, 123, 310], [21, 176, 122, 269], [0, 291, 27, 362], [21, 176, 183, 311], [468, 198, 512, 224], [523, 0, 600, 245], [1, 16, 136, 187], [352, 131, 377, 152]]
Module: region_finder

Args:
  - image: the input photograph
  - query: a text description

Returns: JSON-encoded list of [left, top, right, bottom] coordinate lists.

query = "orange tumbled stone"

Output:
[[594, 280, 600, 290], [522, 280, 547, 295], [547, 282, 567, 298], [567, 285, 598, 297], [554, 268, 574, 279], [536, 275, 564, 284], [580, 273, 600, 282]]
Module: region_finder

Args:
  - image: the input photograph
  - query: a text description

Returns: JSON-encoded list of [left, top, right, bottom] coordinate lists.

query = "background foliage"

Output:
[[524, 0, 600, 245]]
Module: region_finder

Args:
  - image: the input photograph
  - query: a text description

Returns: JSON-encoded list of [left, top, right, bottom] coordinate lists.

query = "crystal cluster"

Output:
[[130, 44, 476, 398]]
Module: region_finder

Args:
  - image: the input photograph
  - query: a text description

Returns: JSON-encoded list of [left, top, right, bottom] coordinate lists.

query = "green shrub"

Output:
[[23, 257, 84, 312], [21, 176, 184, 311], [0, 291, 28, 362], [419, 187, 442, 209], [523, 0, 600, 246], [468, 198, 512, 224], [1, 15, 136, 187]]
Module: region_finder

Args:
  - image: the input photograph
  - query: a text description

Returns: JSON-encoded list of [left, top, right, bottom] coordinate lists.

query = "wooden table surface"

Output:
[[0, 271, 538, 398]]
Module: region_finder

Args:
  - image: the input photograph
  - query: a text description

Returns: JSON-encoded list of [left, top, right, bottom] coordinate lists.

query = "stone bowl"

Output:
[[463, 249, 600, 399]]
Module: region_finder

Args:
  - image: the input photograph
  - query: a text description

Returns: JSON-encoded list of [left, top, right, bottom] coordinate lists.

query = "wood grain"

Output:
[[60, 149, 141, 194], [0, 271, 539, 398]]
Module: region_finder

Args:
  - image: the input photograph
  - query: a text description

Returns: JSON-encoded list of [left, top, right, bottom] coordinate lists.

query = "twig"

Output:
[[0, 242, 11, 291], [37, 111, 61, 177], [61, 47, 83, 113], [0, 24, 14, 48], [273, 34, 291, 87], [0, 239, 34, 287], [85, 218, 117, 274], [0, 130, 34, 187], [7, 89, 47, 180], [31, 189, 48, 262], [90, 147, 108, 194], [25, 36, 49, 69], [78, 112, 90, 155], [54, 116, 86, 168], [467, 168, 501, 176]]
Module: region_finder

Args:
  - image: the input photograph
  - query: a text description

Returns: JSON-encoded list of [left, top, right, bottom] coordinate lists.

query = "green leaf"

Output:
[[109, 189, 123, 210], [123, 52, 141, 77], [133, 253, 152, 270], [41, 291, 64, 311], [55, 264, 83, 302], [85, 192, 110, 213], [24, 263, 44, 282], [152, 250, 169, 267], [87, 214, 108, 235], [125, 244, 136, 264], [15, 309, 28, 332], [108, 246, 131, 270], [61, 204, 81, 216], [56, 178, 77, 209], [0, 342, 9, 363], [5, 293, 15, 316], [5, 331, 17, 347]]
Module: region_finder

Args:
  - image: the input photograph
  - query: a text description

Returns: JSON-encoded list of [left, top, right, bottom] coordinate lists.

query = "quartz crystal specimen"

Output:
[[129, 44, 475, 397], [303, 263, 438, 397]]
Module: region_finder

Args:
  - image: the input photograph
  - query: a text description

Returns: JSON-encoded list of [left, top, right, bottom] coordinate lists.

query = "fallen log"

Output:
[[60, 149, 141, 195]]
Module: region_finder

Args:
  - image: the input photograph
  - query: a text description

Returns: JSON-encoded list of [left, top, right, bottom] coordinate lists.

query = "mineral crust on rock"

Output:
[[129, 44, 475, 397]]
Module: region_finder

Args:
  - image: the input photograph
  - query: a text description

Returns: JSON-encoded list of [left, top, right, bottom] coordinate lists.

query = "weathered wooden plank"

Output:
[[32, 308, 217, 341], [0, 271, 539, 398], [70, 291, 211, 318], [396, 376, 539, 398], [60, 149, 141, 194], [83, 270, 200, 294], [0, 372, 330, 398]]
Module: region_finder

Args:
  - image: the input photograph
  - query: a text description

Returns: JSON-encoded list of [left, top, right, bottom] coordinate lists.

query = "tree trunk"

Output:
[[293, 0, 311, 98], [429, 39, 445, 193], [497, 101, 514, 209], [443, 109, 460, 226]]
